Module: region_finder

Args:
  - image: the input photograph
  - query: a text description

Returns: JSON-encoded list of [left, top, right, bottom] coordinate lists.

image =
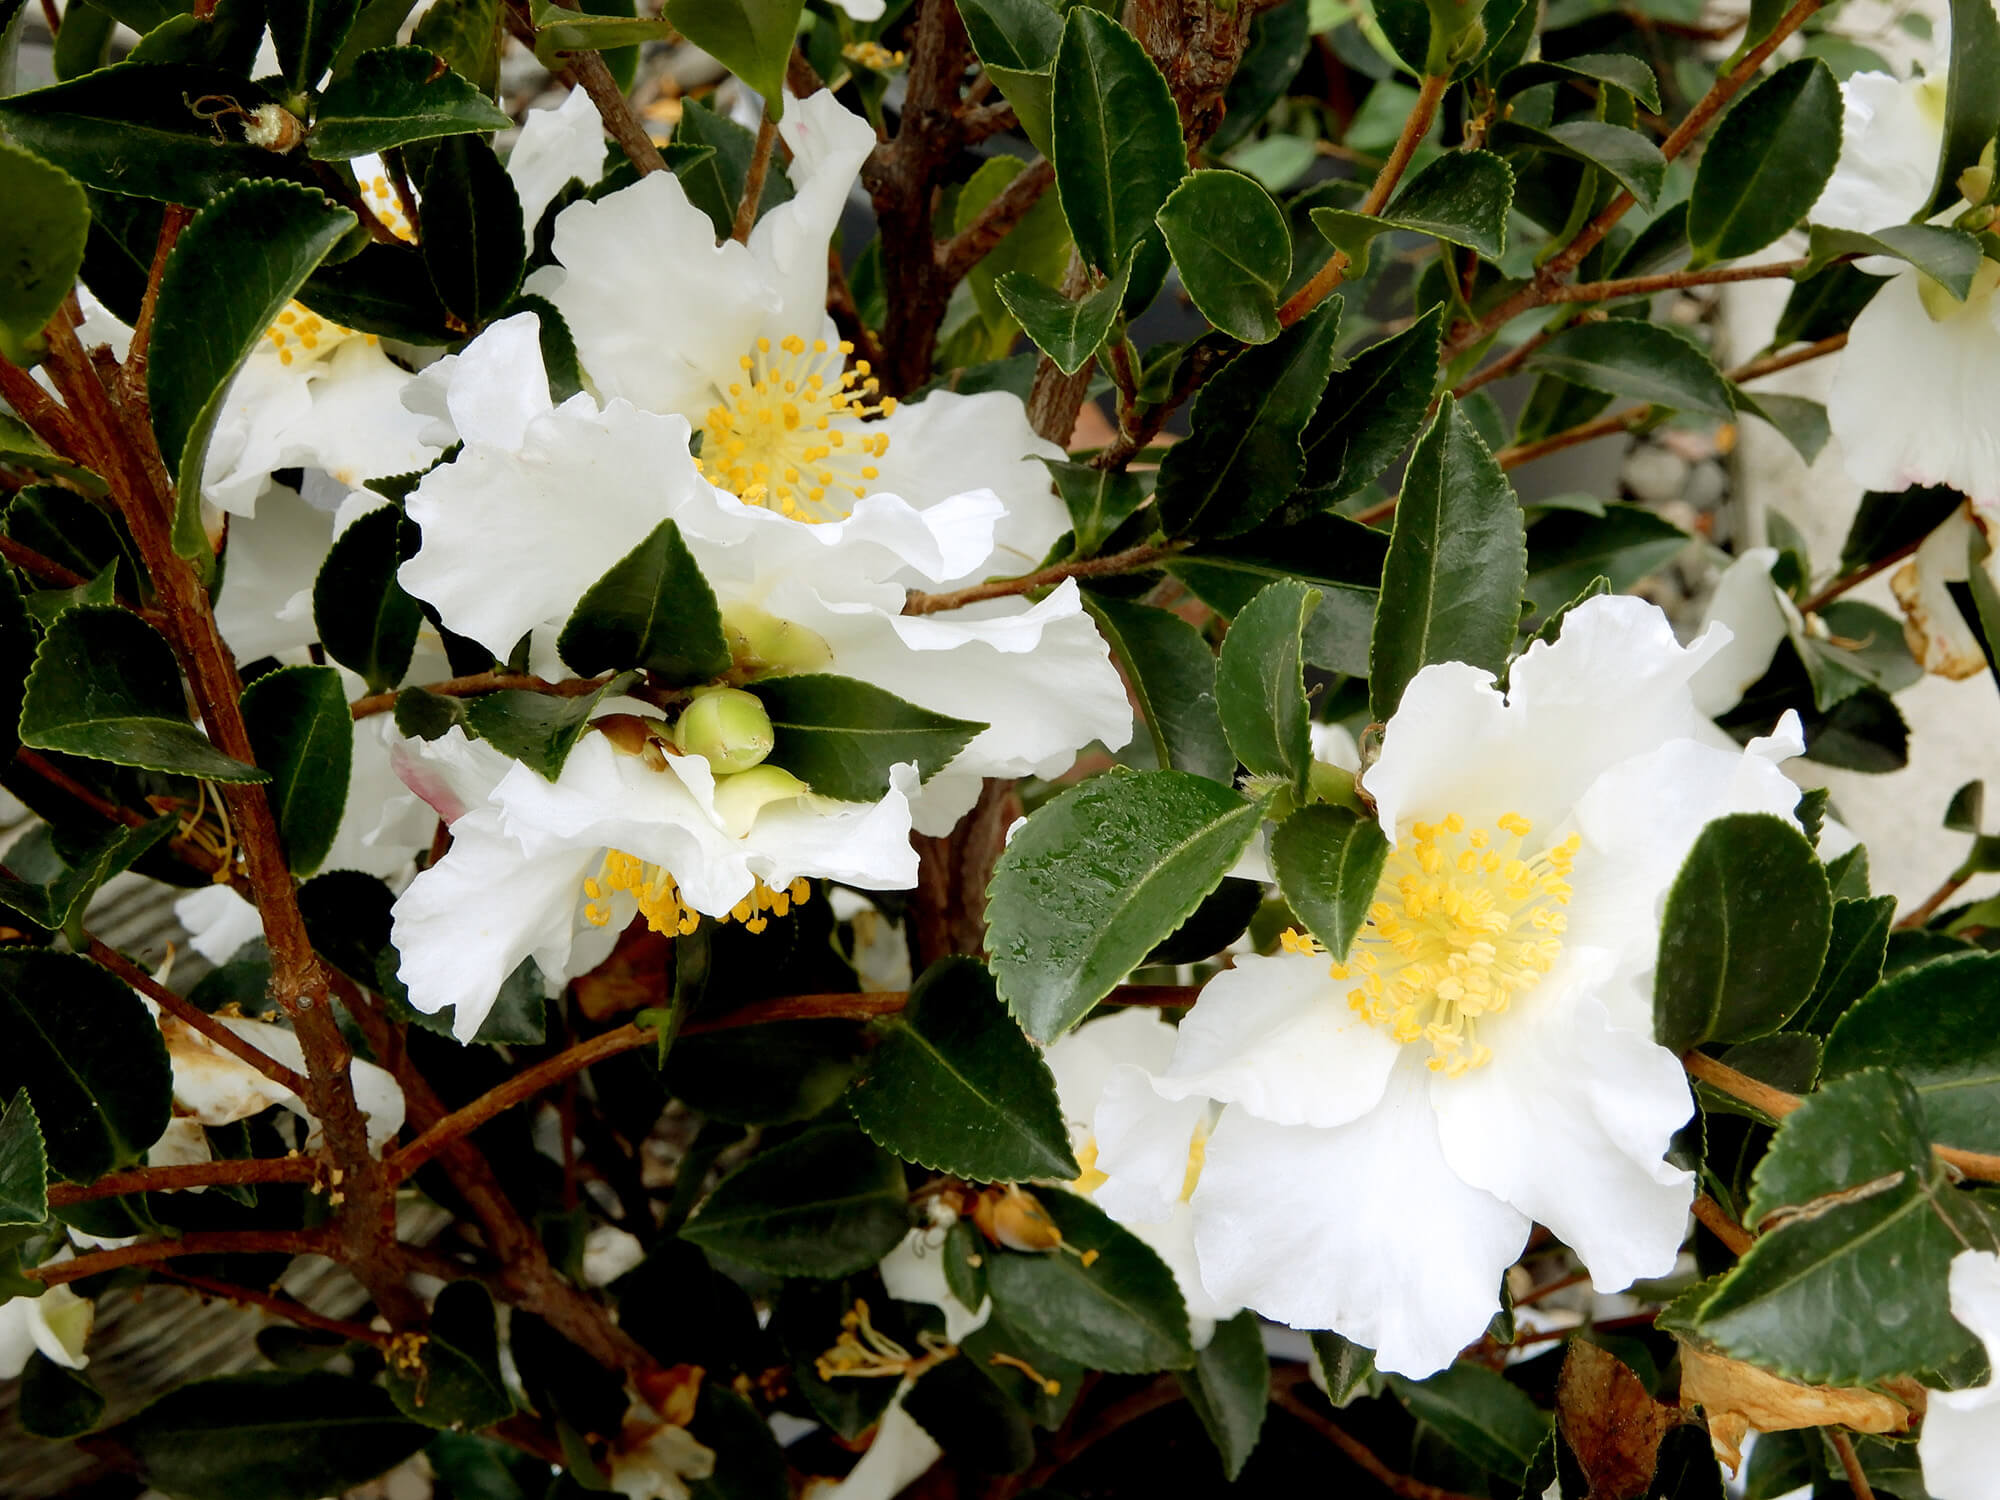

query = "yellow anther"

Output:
[[1497, 812, 1532, 837], [697, 333, 894, 520]]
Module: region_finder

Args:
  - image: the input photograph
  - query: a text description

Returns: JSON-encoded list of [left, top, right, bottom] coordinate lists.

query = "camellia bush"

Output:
[[2, 0, 2000, 1491]]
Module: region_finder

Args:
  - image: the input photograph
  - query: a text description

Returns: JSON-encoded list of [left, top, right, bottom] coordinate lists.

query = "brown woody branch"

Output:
[[902, 541, 1182, 615], [349, 670, 612, 720], [732, 112, 779, 245], [49, 1153, 320, 1206], [935, 158, 1057, 284], [157, 1268, 392, 1347], [25, 1229, 334, 1287], [86, 937, 310, 1098]]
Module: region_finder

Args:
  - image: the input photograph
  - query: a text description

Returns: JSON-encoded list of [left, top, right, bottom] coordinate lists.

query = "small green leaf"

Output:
[[1524, 321, 1733, 417], [1169, 512, 1386, 679], [1153, 296, 1345, 539], [1389, 1363, 1552, 1476], [384, 1282, 514, 1430], [270, 0, 363, 90], [106, 1371, 431, 1500], [1503, 52, 1660, 111], [1802, 222, 1985, 301], [1653, 812, 1832, 1053], [420, 134, 526, 331], [994, 260, 1132, 376], [308, 45, 512, 159], [902, 1357, 1035, 1475], [1823, 952, 2000, 1152], [985, 1188, 1195, 1372], [1688, 60, 1842, 263], [1932, 0, 2000, 212], [149, 179, 356, 564], [681, 1124, 909, 1278], [0, 141, 89, 365], [1311, 149, 1515, 267], [1051, 7, 1186, 272], [1214, 578, 1316, 786], [1045, 459, 1147, 559], [655, 0, 803, 116], [557, 518, 731, 685], [956, 0, 1061, 154], [21, 606, 268, 781], [1310, 1331, 1376, 1404], [463, 672, 635, 780], [1178, 1310, 1270, 1480], [845, 957, 1078, 1184], [1734, 390, 1830, 466], [531, 0, 675, 55], [1694, 1069, 1997, 1384], [0, 948, 172, 1183], [298, 240, 457, 344], [752, 674, 983, 803], [988, 768, 1263, 1041], [242, 665, 354, 878], [1084, 595, 1232, 783], [0, 1089, 48, 1226], [313, 505, 422, 694], [1156, 170, 1292, 343], [1491, 119, 1667, 209], [1296, 305, 1440, 506], [1369, 396, 1526, 721], [1272, 804, 1391, 961]]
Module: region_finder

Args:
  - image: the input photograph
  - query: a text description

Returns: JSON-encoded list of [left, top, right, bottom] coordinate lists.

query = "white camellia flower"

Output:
[[398, 314, 1129, 834], [390, 718, 921, 1040], [516, 88, 1068, 581], [1816, 71, 2000, 506], [1917, 1249, 2000, 1499], [0, 1282, 93, 1378], [1089, 597, 1809, 1377], [1689, 547, 1795, 717], [508, 86, 610, 240]]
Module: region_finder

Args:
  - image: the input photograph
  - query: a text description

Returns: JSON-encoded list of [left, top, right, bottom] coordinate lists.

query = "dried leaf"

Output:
[[1678, 1345, 1915, 1472], [1558, 1340, 1677, 1499]]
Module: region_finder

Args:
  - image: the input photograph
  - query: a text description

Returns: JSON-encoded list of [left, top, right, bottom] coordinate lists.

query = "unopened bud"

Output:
[[1961, 139, 1998, 207], [674, 689, 775, 774], [710, 763, 808, 837], [972, 1185, 1064, 1253], [721, 603, 835, 679], [1308, 759, 1365, 811], [1423, 0, 1487, 72], [243, 103, 304, 153]]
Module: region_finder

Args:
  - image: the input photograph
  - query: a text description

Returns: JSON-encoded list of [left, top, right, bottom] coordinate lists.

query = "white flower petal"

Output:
[[751, 91, 877, 338], [1044, 1007, 1180, 1131], [1920, 1251, 2000, 1499], [175, 884, 266, 965], [1892, 506, 1992, 678], [816, 1384, 944, 1500], [413, 311, 558, 452], [1089, 1064, 1210, 1226], [1689, 548, 1794, 716], [213, 482, 337, 661], [1128, 1206, 1236, 1346], [1810, 72, 1948, 236], [880, 1227, 990, 1343], [163, 1015, 405, 1153], [509, 87, 607, 240]]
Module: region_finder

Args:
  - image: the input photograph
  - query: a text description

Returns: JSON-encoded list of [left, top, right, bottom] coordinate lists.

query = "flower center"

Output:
[[582, 851, 810, 936], [261, 301, 376, 368], [697, 334, 896, 522], [1072, 1129, 1206, 1202], [1303, 811, 1578, 1077]]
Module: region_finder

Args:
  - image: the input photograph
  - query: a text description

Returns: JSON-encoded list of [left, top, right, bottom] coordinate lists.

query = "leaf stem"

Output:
[[348, 670, 612, 720], [1797, 530, 1919, 615], [1693, 1192, 1755, 1255], [1829, 1431, 1879, 1500], [935, 157, 1056, 283], [901, 541, 1183, 615], [156, 1267, 394, 1347], [1545, 256, 1818, 304], [732, 110, 780, 245]]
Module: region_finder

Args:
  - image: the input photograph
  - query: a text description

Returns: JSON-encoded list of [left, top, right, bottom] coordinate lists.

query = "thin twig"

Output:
[[49, 1154, 320, 1205], [1545, 257, 1816, 305], [732, 112, 779, 244], [1731, 331, 1849, 386], [25, 1229, 333, 1287], [569, 50, 667, 175], [1272, 1376, 1486, 1500], [87, 937, 312, 1098], [350, 670, 612, 720], [935, 158, 1056, 282], [902, 542, 1182, 615], [0, 536, 92, 591], [119, 205, 193, 405], [1829, 1431, 1879, 1500], [1897, 872, 1970, 930], [1451, 326, 1559, 400], [156, 1269, 392, 1347], [1693, 1193, 1755, 1256], [1798, 533, 1920, 614]]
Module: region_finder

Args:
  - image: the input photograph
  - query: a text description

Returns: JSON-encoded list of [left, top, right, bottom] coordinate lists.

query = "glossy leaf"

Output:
[[20, 1354, 105, 1439], [670, 95, 793, 238], [1046, 459, 1147, 559], [1735, 390, 1830, 466], [309, 45, 512, 158], [658, 0, 803, 116], [150, 180, 355, 563], [420, 134, 526, 330], [1653, 812, 1832, 1052], [954, 0, 1059, 154], [1156, 170, 1292, 343], [463, 671, 635, 780], [1823, 952, 2000, 1151], [313, 504, 423, 694], [241, 665, 353, 878], [1802, 222, 1984, 300], [1491, 118, 1668, 210], [1840, 486, 1964, 573], [1523, 504, 1691, 622], [752, 674, 983, 803], [1296, 305, 1440, 505], [557, 518, 731, 685], [1504, 52, 1660, 111], [845, 957, 1077, 1183], [1369, 396, 1526, 721], [0, 141, 89, 365], [384, 1282, 514, 1430], [1214, 578, 1316, 787], [994, 260, 1131, 375], [531, 0, 675, 56], [984, 1189, 1195, 1372], [1272, 804, 1391, 962], [0, 948, 172, 1182], [0, 817, 175, 939], [1688, 60, 1842, 263], [988, 768, 1263, 1041], [1932, 0, 2000, 212], [680, 1124, 908, 1277], [1050, 7, 1185, 272], [1312, 149, 1514, 266], [21, 606, 267, 781], [269, 0, 362, 89], [298, 240, 457, 344], [1390, 1363, 1552, 1476], [1178, 1311, 1270, 1480], [1084, 594, 1233, 783], [1525, 321, 1733, 417], [0, 1089, 47, 1226]]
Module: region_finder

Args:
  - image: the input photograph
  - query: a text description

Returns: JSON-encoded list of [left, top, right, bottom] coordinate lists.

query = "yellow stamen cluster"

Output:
[[583, 852, 811, 937], [1323, 811, 1580, 1077], [815, 1298, 953, 1381], [261, 302, 377, 368], [360, 171, 416, 242], [842, 40, 908, 70], [697, 334, 897, 521]]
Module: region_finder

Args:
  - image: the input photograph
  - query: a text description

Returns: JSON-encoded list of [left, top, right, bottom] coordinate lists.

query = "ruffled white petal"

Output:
[[509, 86, 607, 240], [410, 310, 557, 452], [1089, 1064, 1212, 1226], [213, 482, 337, 661], [1810, 72, 1948, 235], [1044, 1007, 1181, 1133], [751, 91, 878, 339], [161, 1013, 405, 1153], [1920, 1251, 2000, 1500], [1689, 548, 1795, 716], [879, 1227, 991, 1343]]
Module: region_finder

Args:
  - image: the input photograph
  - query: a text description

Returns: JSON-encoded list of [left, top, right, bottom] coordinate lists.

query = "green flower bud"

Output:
[[673, 688, 776, 774], [721, 603, 835, 679], [1308, 759, 1366, 812], [1960, 139, 1998, 208], [1423, 0, 1487, 72], [711, 763, 810, 837]]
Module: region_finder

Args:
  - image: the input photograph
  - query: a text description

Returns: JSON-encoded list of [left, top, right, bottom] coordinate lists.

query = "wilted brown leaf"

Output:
[[1678, 1345, 1914, 1472], [1558, 1339, 1677, 1499]]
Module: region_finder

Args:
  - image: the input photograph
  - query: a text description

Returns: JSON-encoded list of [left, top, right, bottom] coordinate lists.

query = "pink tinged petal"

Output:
[[390, 725, 517, 824], [1431, 965, 1694, 1292], [1190, 1067, 1531, 1378], [1156, 951, 1402, 1129], [1089, 1064, 1210, 1226]]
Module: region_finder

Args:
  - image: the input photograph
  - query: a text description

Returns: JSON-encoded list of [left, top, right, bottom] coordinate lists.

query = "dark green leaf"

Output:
[[1311, 150, 1515, 265], [0, 140, 89, 366], [270, 0, 362, 89], [333, 0, 423, 77], [20, 1351, 104, 1438], [1734, 390, 1830, 466], [1157, 170, 1292, 343], [845, 957, 1079, 1183], [1310, 1330, 1376, 1403], [420, 133, 525, 330], [688, 1381, 789, 1500], [463, 671, 634, 780], [1272, 804, 1390, 961], [1774, 261, 1884, 347], [150, 179, 355, 562], [241, 665, 354, 878], [309, 46, 512, 159], [1369, 396, 1527, 720], [994, 260, 1131, 375], [108, 1371, 431, 1500], [1932, 0, 2000, 212], [656, 0, 802, 114], [0, 817, 175, 938], [1841, 486, 1964, 573], [1154, 296, 1345, 538], [753, 674, 983, 803], [669, 96, 794, 241], [1791, 893, 1894, 1036], [1046, 459, 1146, 559], [1389, 1363, 1551, 1476], [1653, 812, 1831, 1052], [1688, 60, 1842, 263], [1296, 305, 1440, 505], [1524, 504, 1690, 621], [1694, 1069, 1997, 1383], [955, 0, 1059, 153], [1051, 7, 1185, 272], [1823, 952, 2000, 1152], [1504, 52, 1661, 112], [902, 1358, 1036, 1475], [988, 768, 1263, 1040], [1802, 222, 1985, 301], [1084, 595, 1232, 782], [1214, 578, 1316, 786], [20, 606, 268, 781], [1147, 877, 1262, 965], [1525, 321, 1732, 416], [385, 1282, 514, 1429], [299, 240, 457, 344], [557, 518, 731, 685], [313, 505, 422, 694], [1170, 512, 1386, 678], [0, 1088, 47, 1226], [681, 1124, 908, 1277], [1178, 1310, 1270, 1480], [0, 948, 171, 1182], [985, 1188, 1194, 1372], [1491, 119, 1668, 210]]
